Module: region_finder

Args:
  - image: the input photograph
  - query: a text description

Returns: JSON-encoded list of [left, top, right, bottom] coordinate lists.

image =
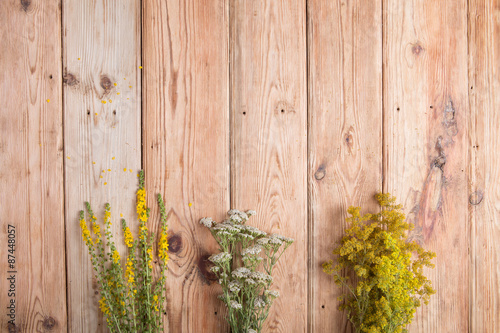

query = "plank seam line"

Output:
[[60, 0, 70, 329], [305, 0, 312, 332]]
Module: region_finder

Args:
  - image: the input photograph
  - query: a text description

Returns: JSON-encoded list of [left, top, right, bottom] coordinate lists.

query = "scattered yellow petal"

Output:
[[93, 161, 96, 164], [95, 113, 98, 116], [129, 169, 132, 172], [109, 99, 112, 103], [124, 78, 126, 80], [188, 203, 192, 207], [100, 175, 103, 178], [120, 213, 123, 217], [104, 182, 107, 185], [117, 92, 120, 95], [67, 156, 70, 159], [139, 66, 143, 69], [124, 168, 127, 172], [114, 83, 117, 86], [102, 170, 105, 173], [127, 98, 130, 100], [112, 157, 115, 160], [78, 58, 81, 60], [102, 100, 107, 104], [107, 169, 111, 172], [46, 99, 50, 103], [129, 85, 132, 88]]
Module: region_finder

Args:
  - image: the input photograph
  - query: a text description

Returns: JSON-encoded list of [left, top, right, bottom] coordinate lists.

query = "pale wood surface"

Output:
[[468, 0, 500, 331], [230, 0, 307, 331], [308, 0, 383, 331], [142, 0, 230, 332], [63, 0, 142, 332], [383, 0, 469, 331], [0, 0, 67, 332], [3, 1, 500, 332], [0, 0, 66, 332]]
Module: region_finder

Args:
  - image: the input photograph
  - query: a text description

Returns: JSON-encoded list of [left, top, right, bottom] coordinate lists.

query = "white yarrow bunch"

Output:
[[200, 209, 294, 333]]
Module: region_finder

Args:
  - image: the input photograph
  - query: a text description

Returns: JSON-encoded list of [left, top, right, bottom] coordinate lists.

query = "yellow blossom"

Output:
[[123, 226, 133, 247], [112, 249, 120, 264], [158, 230, 169, 262]]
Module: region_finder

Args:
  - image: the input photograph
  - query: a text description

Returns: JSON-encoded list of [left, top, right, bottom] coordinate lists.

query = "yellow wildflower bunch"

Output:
[[323, 193, 436, 333], [78, 170, 170, 333]]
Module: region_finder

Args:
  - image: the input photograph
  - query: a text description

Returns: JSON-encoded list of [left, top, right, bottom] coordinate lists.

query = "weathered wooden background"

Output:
[[0, 0, 498, 332]]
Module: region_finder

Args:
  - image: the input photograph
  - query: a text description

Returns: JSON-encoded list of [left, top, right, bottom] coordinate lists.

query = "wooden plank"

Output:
[[63, 1, 141, 331], [468, 0, 500, 331], [142, 1, 229, 332], [230, 1, 307, 331], [308, 0, 383, 331], [383, 0, 469, 331], [0, 0, 66, 332]]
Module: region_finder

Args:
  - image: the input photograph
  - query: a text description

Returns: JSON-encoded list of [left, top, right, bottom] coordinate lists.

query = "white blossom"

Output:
[[228, 280, 241, 293], [246, 210, 257, 217], [208, 252, 232, 265], [254, 296, 266, 308], [250, 272, 272, 284], [242, 245, 262, 257], [229, 300, 242, 310], [232, 267, 251, 279], [199, 217, 215, 228]]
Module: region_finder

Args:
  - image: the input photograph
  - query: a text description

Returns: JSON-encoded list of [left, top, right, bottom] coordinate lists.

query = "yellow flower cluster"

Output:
[[125, 257, 134, 284], [123, 226, 133, 247], [158, 230, 169, 261], [112, 249, 120, 265], [99, 297, 110, 315], [323, 193, 436, 333], [147, 247, 153, 269], [136, 188, 148, 222], [79, 218, 92, 246]]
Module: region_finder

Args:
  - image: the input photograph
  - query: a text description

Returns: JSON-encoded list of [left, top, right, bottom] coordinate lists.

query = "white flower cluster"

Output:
[[248, 329, 257, 333], [228, 280, 242, 293], [254, 296, 266, 309], [199, 217, 215, 228], [265, 290, 279, 299], [249, 271, 272, 284], [232, 267, 251, 279], [242, 225, 267, 237], [242, 245, 262, 257], [229, 300, 242, 310], [257, 233, 294, 248], [208, 252, 232, 265]]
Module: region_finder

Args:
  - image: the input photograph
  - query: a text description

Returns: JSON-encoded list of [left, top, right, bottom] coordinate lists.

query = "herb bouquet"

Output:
[[79, 170, 169, 332], [323, 193, 436, 333], [200, 209, 294, 333]]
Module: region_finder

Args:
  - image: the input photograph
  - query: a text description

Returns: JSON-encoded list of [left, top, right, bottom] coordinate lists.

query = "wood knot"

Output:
[[42, 317, 57, 330], [314, 165, 326, 180], [20, 0, 31, 12], [100, 75, 113, 94], [469, 191, 483, 205], [63, 72, 79, 86], [411, 42, 423, 55], [168, 234, 182, 254], [274, 101, 295, 115], [443, 100, 458, 136], [432, 136, 446, 169], [198, 254, 218, 284]]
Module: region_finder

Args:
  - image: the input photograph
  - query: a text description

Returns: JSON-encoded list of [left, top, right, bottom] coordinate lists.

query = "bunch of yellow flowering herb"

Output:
[[79, 170, 169, 332], [200, 209, 294, 333], [323, 193, 436, 333]]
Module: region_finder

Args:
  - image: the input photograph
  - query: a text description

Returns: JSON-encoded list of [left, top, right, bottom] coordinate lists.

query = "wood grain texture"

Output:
[[468, 0, 500, 331], [142, 1, 229, 332], [230, 0, 307, 332], [0, 0, 66, 332], [383, 0, 469, 331], [308, 0, 383, 331], [63, 1, 141, 331]]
